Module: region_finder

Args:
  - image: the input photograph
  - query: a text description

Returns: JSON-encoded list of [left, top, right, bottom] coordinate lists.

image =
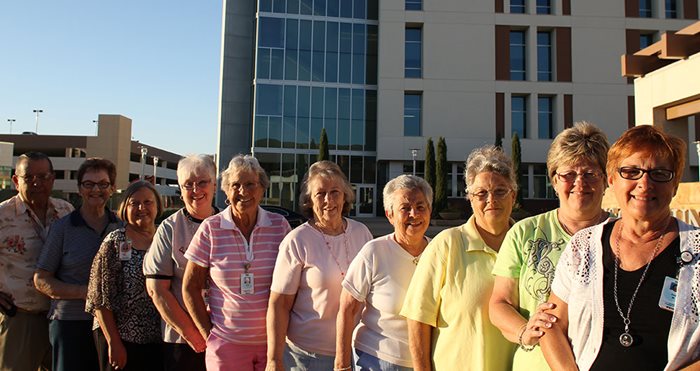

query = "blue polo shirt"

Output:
[[37, 208, 122, 320]]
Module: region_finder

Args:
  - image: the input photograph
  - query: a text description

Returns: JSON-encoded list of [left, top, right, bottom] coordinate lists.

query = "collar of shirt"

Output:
[[220, 205, 272, 232], [69, 207, 119, 227]]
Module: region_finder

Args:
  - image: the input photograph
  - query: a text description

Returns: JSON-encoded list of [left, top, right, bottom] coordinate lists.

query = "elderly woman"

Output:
[[183, 154, 291, 371], [489, 122, 610, 370], [143, 154, 218, 371], [266, 160, 373, 370], [86, 180, 164, 371], [541, 125, 700, 370], [335, 175, 432, 370], [34, 158, 121, 371], [400, 145, 517, 371]]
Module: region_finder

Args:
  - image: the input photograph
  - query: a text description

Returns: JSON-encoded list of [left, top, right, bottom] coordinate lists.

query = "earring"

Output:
[[225, 199, 231, 205]]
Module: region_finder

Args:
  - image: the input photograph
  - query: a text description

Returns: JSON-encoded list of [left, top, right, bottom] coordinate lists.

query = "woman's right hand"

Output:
[[521, 302, 558, 346], [108, 339, 127, 370], [183, 327, 207, 353]]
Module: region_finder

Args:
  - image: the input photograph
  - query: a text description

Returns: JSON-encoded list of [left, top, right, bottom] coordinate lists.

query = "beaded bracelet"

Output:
[[518, 323, 536, 352]]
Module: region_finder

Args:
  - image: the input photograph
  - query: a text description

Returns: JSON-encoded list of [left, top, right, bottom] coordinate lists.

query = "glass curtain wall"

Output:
[[254, 0, 379, 212]]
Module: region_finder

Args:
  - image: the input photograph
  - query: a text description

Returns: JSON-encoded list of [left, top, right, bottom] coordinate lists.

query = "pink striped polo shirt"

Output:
[[185, 206, 291, 344]]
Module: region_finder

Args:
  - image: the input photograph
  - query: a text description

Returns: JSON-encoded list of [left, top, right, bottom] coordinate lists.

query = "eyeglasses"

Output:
[[19, 173, 54, 183], [230, 182, 259, 191], [80, 181, 112, 190], [470, 188, 512, 201], [182, 179, 212, 191], [127, 199, 156, 208], [618, 167, 674, 183], [555, 171, 602, 183]]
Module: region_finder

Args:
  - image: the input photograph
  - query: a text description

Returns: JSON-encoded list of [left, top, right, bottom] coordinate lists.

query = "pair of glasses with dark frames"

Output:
[[618, 167, 674, 183]]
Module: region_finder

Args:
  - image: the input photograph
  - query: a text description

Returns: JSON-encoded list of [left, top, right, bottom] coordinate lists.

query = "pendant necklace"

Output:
[[613, 219, 669, 347], [315, 219, 350, 276]]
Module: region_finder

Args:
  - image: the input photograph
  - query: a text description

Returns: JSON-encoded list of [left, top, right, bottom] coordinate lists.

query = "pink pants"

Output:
[[205, 332, 267, 371]]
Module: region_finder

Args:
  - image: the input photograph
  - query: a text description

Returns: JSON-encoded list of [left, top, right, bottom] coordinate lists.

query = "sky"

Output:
[[0, 1, 222, 155]]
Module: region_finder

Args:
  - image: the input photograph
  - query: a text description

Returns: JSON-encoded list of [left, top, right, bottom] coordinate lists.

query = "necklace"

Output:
[[613, 219, 670, 347], [559, 211, 608, 236], [314, 219, 350, 276]]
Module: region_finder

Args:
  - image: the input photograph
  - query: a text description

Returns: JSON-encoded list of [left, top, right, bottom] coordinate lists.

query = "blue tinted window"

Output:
[[366, 25, 378, 84], [338, 88, 351, 119], [325, 88, 338, 119], [405, 27, 422, 78], [537, 31, 551, 81], [338, 119, 350, 149], [259, 0, 272, 12], [284, 86, 297, 116], [257, 48, 271, 79], [639, 0, 652, 17], [271, 49, 284, 79], [640, 33, 654, 48], [327, 0, 339, 16], [300, 0, 313, 14], [353, 54, 365, 84], [352, 89, 364, 120], [286, 19, 298, 49], [538, 96, 553, 139], [406, 0, 421, 10], [299, 20, 312, 51], [269, 116, 282, 147], [283, 117, 296, 148], [298, 86, 310, 117], [260, 17, 284, 48], [353, 24, 365, 55], [273, 0, 285, 13], [510, 30, 526, 80], [285, 50, 298, 80], [257, 84, 283, 115], [310, 118, 323, 148], [536, 0, 551, 14], [511, 96, 527, 138], [299, 51, 311, 80], [666, 0, 678, 18], [254, 116, 269, 146], [287, 0, 299, 13], [404, 93, 421, 136], [326, 52, 338, 82], [312, 87, 324, 118], [314, 0, 326, 15], [297, 117, 310, 148], [339, 23, 353, 83], [313, 51, 325, 81], [354, 0, 366, 19], [341, 0, 353, 17], [511, 0, 525, 13], [326, 22, 339, 52], [353, 24, 366, 84]]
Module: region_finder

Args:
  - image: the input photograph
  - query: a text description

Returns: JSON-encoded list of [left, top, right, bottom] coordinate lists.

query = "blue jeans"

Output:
[[283, 341, 335, 371], [355, 349, 413, 371]]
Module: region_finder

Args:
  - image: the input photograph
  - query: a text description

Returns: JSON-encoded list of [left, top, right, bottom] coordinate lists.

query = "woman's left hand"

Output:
[[521, 302, 558, 346]]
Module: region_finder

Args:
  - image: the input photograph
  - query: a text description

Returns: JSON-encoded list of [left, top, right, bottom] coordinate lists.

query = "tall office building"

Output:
[[217, 0, 699, 216]]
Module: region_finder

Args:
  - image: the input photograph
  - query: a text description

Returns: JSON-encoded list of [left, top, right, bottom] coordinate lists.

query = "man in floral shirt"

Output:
[[0, 152, 73, 371]]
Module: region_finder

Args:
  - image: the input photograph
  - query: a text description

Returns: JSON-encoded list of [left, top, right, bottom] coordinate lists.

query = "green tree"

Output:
[[435, 137, 448, 214], [319, 128, 329, 162], [511, 132, 523, 206], [424, 137, 436, 201]]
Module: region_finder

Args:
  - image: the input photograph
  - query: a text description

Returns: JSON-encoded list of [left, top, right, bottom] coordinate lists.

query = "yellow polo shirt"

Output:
[[400, 216, 514, 371]]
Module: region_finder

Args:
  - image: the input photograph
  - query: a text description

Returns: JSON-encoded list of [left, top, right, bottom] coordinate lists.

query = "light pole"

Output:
[[33, 109, 43, 133], [139, 146, 148, 180], [153, 156, 159, 183], [7, 119, 15, 134], [92, 120, 98, 136], [410, 148, 419, 176]]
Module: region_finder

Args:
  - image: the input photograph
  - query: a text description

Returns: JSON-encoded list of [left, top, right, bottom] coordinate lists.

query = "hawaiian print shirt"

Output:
[[0, 195, 73, 312]]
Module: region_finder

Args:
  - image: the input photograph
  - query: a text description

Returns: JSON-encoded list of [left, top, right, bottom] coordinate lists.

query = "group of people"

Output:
[[1, 121, 700, 371]]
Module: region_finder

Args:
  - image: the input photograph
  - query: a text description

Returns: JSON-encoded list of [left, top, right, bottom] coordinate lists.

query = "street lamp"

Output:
[[153, 156, 159, 183], [7, 119, 15, 134], [410, 148, 420, 176], [33, 109, 43, 133], [92, 120, 98, 136], [139, 146, 148, 180]]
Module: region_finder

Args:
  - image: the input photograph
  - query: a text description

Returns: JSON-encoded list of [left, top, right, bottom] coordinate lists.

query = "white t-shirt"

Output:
[[342, 234, 429, 368], [270, 218, 373, 356]]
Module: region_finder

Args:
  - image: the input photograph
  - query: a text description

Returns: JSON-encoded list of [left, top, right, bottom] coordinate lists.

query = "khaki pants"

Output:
[[0, 311, 51, 371]]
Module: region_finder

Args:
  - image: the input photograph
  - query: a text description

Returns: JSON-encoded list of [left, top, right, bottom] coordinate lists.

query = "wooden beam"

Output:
[[667, 98, 700, 120], [621, 54, 673, 77], [660, 32, 700, 59], [677, 21, 700, 36]]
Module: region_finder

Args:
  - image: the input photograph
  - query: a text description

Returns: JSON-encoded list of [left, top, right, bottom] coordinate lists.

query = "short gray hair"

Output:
[[547, 121, 609, 180], [221, 154, 270, 191], [383, 175, 433, 212], [177, 154, 217, 185], [299, 161, 355, 219], [465, 145, 518, 193]]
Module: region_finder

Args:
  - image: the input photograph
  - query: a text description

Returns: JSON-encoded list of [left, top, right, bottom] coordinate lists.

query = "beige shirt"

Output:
[[0, 195, 73, 312]]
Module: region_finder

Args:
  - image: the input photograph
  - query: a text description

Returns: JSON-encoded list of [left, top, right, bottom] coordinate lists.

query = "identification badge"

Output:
[[658, 276, 678, 312], [241, 273, 255, 294], [118, 241, 132, 261]]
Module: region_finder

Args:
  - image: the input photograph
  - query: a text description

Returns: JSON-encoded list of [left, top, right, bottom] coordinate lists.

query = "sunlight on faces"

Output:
[[79, 170, 114, 209], [13, 159, 54, 204], [126, 188, 158, 228], [181, 174, 216, 216], [609, 152, 676, 223], [225, 169, 264, 218], [468, 172, 515, 227], [552, 159, 606, 218], [310, 176, 346, 226], [386, 188, 431, 242]]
